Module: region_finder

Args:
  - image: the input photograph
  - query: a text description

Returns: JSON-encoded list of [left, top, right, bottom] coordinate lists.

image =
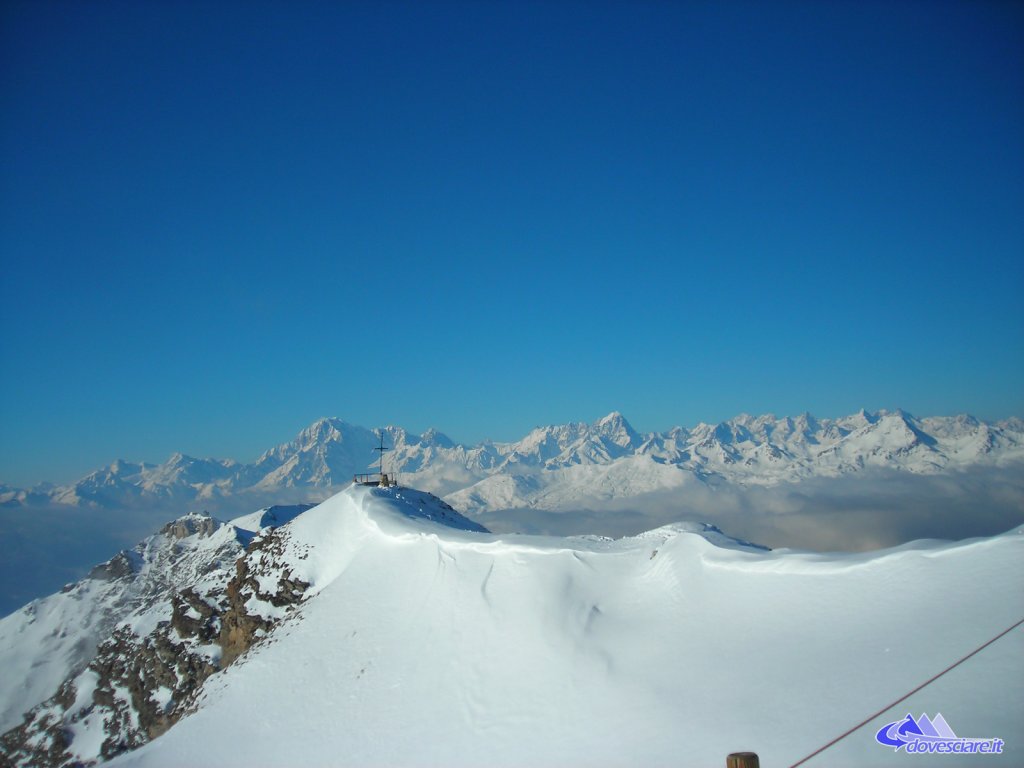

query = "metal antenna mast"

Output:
[[373, 429, 389, 483]]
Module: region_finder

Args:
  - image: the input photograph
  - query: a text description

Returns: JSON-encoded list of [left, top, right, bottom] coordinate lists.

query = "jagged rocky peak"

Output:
[[160, 512, 218, 540], [593, 411, 642, 446], [952, 413, 980, 429], [304, 416, 397, 446], [728, 412, 760, 427], [595, 410, 627, 425], [103, 458, 144, 477], [791, 411, 819, 433], [162, 452, 232, 470], [299, 416, 352, 444], [260, 417, 360, 460], [420, 427, 455, 448], [712, 421, 749, 444], [852, 407, 879, 426]]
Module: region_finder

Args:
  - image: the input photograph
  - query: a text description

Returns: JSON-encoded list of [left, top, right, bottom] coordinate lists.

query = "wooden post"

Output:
[[726, 753, 759, 768]]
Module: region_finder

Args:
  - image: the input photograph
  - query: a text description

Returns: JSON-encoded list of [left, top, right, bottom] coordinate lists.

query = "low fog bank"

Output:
[[0, 489, 333, 618], [0, 506, 174, 617], [478, 465, 1024, 552]]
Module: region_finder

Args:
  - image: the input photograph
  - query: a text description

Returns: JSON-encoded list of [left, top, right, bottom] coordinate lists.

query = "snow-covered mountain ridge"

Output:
[[0, 504, 315, 738], [2, 484, 1021, 767], [4, 410, 1023, 516], [1, 489, 483, 766]]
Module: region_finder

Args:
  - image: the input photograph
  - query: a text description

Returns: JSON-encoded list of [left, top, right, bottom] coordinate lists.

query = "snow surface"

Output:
[[107, 485, 1023, 767]]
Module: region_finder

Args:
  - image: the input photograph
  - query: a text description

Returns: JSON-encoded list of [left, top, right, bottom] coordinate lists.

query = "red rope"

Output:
[[787, 616, 1024, 768]]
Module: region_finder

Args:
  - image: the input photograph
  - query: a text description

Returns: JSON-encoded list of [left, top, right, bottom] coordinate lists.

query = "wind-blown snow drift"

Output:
[[100, 485, 1024, 768]]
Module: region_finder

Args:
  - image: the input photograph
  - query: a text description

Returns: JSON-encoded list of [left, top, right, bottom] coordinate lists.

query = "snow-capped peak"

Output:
[[592, 411, 642, 447], [420, 427, 456, 448], [595, 410, 625, 426], [296, 416, 355, 446], [4, 409, 1023, 516]]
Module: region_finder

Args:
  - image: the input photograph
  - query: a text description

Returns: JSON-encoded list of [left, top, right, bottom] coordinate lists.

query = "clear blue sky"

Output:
[[1, 0, 1022, 487]]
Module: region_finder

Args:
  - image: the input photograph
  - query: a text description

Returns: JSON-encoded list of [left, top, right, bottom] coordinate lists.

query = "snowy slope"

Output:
[[0, 492, 484, 767], [92, 485, 1023, 768]]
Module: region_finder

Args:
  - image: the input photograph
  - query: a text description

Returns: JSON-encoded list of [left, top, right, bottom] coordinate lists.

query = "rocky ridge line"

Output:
[[1, 521, 311, 767]]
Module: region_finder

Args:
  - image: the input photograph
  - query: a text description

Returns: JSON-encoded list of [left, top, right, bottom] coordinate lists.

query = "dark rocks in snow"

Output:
[[0, 712, 71, 768], [88, 551, 138, 582], [160, 514, 217, 540], [0, 524, 310, 768], [89, 624, 220, 753], [220, 532, 309, 666], [170, 588, 220, 644]]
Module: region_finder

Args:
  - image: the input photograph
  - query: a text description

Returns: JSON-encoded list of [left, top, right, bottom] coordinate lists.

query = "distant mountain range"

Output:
[[3, 410, 1023, 515]]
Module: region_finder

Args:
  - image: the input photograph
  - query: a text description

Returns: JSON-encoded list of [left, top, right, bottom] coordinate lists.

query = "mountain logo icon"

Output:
[[874, 713, 1004, 755]]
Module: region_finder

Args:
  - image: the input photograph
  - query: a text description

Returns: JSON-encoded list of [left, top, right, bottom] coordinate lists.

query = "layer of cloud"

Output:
[[478, 465, 1024, 552], [0, 506, 175, 617]]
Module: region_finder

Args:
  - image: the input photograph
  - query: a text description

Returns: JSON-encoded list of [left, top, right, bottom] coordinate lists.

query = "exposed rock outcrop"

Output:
[[161, 513, 218, 540], [1, 521, 309, 768]]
